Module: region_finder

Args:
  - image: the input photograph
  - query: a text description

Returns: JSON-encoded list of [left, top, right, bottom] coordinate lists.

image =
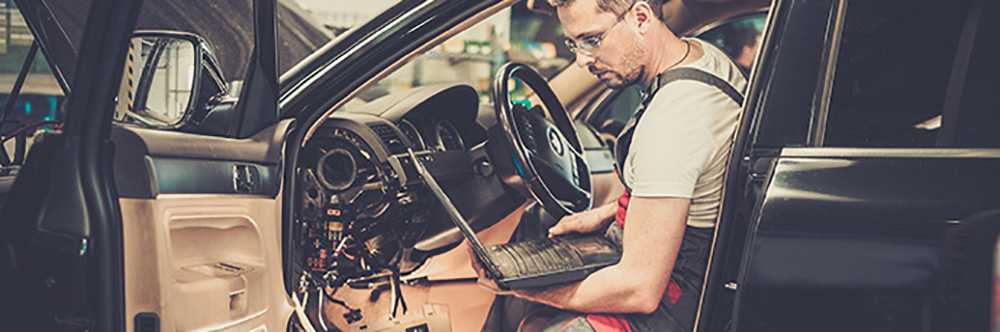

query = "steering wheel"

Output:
[[492, 62, 592, 219]]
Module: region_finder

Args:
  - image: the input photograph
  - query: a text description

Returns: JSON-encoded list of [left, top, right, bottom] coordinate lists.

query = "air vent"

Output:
[[370, 124, 406, 154]]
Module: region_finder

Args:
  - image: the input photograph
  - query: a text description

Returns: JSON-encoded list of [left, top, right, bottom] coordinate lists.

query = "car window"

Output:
[[355, 3, 572, 104], [697, 12, 767, 77], [1, 3, 63, 165], [823, 0, 999, 148]]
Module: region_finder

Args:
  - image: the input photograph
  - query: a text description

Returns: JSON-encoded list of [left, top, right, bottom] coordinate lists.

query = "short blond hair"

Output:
[[547, 0, 663, 20]]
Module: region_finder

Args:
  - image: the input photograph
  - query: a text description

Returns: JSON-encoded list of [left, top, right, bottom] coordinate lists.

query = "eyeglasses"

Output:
[[563, 2, 638, 55], [563, 17, 625, 55]]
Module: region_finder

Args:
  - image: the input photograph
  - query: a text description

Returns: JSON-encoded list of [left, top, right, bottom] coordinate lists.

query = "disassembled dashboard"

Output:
[[291, 85, 520, 329]]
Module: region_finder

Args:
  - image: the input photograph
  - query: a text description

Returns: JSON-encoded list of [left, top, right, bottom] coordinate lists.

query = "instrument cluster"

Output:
[[398, 117, 466, 152], [296, 124, 428, 290]]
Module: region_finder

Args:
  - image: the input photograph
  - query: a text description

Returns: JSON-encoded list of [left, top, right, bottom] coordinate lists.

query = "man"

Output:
[[476, 0, 746, 331]]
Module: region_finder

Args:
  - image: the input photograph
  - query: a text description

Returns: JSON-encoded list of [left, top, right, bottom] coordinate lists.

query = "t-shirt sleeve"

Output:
[[627, 81, 717, 198]]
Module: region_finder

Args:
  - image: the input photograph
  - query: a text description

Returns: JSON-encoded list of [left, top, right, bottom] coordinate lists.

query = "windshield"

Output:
[[345, 2, 573, 103]]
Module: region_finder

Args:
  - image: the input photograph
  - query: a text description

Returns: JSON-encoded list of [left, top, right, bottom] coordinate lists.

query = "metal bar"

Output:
[[0, 40, 38, 126]]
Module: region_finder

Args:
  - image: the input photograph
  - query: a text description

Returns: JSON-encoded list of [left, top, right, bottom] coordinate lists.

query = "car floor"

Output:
[[324, 202, 527, 331]]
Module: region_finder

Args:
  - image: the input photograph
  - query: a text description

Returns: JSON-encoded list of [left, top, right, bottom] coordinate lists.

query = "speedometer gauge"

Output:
[[398, 119, 425, 150], [308, 128, 381, 193], [433, 120, 465, 151], [316, 148, 356, 191]]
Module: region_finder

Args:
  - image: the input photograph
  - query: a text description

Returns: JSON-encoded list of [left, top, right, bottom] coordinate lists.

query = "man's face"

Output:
[[558, 0, 646, 88]]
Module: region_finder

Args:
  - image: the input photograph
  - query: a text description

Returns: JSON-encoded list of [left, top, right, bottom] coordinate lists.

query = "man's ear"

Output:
[[632, 1, 655, 33]]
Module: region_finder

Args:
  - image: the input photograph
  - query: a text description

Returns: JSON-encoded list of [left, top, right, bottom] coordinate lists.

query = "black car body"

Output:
[[1, 0, 997, 331]]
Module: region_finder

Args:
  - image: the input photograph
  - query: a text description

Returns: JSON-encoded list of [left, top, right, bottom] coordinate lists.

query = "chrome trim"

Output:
[[781, 147, 1000, 158], [808, 0, 848, 147]]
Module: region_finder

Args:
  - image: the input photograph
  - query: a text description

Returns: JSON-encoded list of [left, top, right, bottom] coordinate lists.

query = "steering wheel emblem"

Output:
[[548, 129, 564, 156]]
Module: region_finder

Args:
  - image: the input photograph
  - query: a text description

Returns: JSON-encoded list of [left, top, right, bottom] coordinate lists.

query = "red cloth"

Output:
[[584, 314, 633, 332], [667, 279, 682, 305], [614, 191, 630, 227]]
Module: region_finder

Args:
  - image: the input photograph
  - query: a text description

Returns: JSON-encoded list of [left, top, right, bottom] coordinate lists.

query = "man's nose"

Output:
[[574, 52, 595, 67]]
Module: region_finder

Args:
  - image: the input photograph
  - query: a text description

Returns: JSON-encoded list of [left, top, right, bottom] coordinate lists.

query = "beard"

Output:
[[596, 67, 644, 88], [590, 40, 647, 89]]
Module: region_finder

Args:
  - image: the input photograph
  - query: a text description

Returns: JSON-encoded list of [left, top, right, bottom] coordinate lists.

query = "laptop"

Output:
[[407, 150, 621, 290]]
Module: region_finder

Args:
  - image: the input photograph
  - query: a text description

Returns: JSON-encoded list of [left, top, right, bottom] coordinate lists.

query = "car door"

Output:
[[111, 1, 292, 331], [0, 0, 143, 330], [3, 0, 292, 331], [702, 0, 1000, 331]]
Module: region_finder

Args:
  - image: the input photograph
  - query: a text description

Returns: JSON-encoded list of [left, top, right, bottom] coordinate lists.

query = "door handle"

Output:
[[232, 164, 259, 193]]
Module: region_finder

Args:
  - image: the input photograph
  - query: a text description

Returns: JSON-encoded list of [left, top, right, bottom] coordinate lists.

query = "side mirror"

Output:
[[118, 31, 206, 129]]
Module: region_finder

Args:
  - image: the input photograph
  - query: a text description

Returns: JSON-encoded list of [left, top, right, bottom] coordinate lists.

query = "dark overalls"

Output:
[[484, 68, 744, 332]]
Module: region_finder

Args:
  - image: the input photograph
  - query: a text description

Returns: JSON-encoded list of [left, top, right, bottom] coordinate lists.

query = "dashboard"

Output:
[[292, 84, 521, 293]]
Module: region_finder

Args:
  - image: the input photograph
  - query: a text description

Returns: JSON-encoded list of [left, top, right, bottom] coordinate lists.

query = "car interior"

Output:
[[0, 1, 770, 331], [281, 2, 768, 331]]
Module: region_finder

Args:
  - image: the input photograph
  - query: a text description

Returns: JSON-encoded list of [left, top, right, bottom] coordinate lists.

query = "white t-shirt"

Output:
[[623, 38, 746, 228]]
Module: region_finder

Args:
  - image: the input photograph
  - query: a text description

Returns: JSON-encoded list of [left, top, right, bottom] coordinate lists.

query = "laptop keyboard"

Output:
[[495, 238, 585, 276]]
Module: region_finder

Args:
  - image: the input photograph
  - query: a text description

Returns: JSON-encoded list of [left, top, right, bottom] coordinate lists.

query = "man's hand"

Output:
[[548, 203, 617, 238]]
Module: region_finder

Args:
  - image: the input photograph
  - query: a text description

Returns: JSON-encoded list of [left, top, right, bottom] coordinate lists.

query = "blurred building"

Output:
[[292, 0, 396, 35]]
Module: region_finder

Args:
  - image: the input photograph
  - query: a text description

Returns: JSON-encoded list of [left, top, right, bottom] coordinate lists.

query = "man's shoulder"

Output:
[[649, 50, 745, 111], [673, 38, 748, 91]]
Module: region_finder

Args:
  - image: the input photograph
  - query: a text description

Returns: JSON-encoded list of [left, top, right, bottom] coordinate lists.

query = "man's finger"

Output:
[[548, 220, 577, 237]]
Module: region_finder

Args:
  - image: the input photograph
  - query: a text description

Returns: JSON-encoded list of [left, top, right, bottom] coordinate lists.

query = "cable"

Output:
[[291, 291, 318, 332], [317, 288, 329, 331], [320, 286, 363, 324], [388, 266, 408, 318]]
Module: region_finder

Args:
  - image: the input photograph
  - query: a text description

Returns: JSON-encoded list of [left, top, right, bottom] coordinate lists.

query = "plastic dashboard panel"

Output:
[[321, 84, 525, 248]]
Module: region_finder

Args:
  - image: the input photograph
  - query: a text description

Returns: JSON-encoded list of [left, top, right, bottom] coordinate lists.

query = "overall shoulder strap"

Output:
[[656, 67, 744, 105], [631, 67, 743, 123]]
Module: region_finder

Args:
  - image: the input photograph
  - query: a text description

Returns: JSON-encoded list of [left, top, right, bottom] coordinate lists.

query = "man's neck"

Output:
[[644, 34, 694, 85]]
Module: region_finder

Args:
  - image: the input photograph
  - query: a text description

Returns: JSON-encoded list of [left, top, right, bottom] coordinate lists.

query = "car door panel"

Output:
[[112, 123, 288, 198], [112, 121, 293, 332], [733, 148, 1000, 331], [120, 195, 291, 331]]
